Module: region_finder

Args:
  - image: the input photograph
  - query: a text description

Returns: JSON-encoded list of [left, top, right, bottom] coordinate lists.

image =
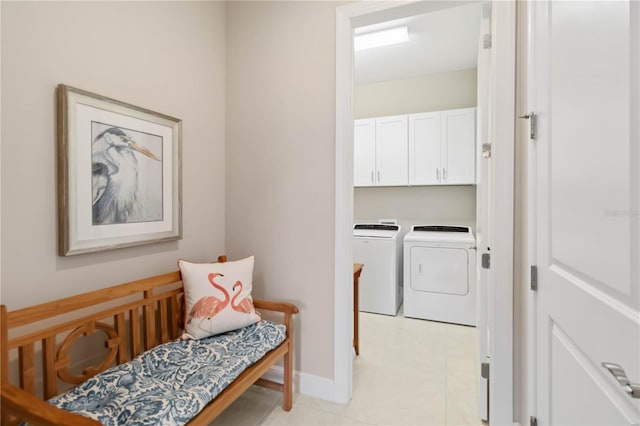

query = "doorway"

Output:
[[352, 3, 483, 422], [335, 1, 516, 424]]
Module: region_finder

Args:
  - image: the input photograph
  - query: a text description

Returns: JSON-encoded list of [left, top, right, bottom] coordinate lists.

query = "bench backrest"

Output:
[[0, 270, 186, 404]]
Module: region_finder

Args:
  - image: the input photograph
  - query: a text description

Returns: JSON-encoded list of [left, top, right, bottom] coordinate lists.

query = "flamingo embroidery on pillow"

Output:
[[179, 256, 260, 340], [231, 281, 261, 319], [187, 273, 230, 324]]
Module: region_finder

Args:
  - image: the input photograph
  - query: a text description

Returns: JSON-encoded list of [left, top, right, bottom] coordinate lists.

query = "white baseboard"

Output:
[[261, 366, 336, 402]]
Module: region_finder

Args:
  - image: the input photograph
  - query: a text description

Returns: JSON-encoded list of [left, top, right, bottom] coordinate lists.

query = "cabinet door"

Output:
[[441, 108, 476, 184], [408, 112, 441, 185], [353, 119, 376, 186], [375, 115, 408, 186]]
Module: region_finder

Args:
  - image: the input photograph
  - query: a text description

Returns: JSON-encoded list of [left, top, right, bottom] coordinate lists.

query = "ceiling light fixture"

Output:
[[354, 26, 409, 51]]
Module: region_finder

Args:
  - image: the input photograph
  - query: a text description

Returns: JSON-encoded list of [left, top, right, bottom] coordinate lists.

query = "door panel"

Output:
[[534, 1, 640, 424], [549, 0, 632, 295], [550, 321, 632, 426]]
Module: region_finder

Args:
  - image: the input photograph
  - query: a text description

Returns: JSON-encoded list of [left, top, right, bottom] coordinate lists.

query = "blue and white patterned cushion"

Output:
[[47, 320, 286, 425]]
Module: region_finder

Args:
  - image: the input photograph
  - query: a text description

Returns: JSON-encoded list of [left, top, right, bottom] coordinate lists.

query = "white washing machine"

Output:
[[353, 224, 402, 316], [403, 225, 476, 326]]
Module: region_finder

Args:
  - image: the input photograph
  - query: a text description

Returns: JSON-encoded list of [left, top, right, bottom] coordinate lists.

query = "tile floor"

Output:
[[212, 309, 484, 426]]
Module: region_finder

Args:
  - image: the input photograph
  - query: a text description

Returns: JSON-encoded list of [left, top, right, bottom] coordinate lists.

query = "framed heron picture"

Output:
[[57, 84, 182, 256]]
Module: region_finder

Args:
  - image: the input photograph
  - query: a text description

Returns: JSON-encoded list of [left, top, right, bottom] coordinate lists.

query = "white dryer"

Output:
[[353, 224, 402, 316], [403, 225, 476, 326]]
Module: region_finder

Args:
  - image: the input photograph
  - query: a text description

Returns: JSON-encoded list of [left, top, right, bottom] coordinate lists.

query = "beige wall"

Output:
[[354, 68, 478, 119], [1, 1, 227, 309], [354, 69, 478, 230], [0, 0, 492, 402], [226, 1, 340, 380], [354, 186, 477, 231]]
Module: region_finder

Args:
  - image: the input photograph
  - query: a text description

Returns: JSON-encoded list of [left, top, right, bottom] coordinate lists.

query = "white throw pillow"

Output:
[[179, 256, 261, 340]]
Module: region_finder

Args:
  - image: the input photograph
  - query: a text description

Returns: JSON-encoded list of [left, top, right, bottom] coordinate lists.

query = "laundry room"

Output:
[[350, 2, 489, 423], [352, 2, 481, 314]]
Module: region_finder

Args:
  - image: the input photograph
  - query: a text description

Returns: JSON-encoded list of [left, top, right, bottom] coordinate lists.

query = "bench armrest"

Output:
[[253, 300, 298, 340], [253, 300, 299, 315], [1, 384, 101, 426]]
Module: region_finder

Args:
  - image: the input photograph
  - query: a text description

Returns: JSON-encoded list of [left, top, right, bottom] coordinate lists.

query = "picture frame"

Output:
[[57, 84, 182, 256]]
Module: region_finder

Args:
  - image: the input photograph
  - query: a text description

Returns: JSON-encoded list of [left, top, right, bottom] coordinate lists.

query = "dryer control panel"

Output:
[[412, 225, 470, 233]]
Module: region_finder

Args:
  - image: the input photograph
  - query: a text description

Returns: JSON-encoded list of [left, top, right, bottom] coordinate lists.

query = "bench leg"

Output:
[[283, 344, 293, 411]]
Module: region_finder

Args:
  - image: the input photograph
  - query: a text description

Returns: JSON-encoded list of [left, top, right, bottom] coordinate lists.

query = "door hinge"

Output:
[[481, 253, 490, 269], [482, 143, 492, 158], [519, 112, 537, 140], [481, 362, 490, 379], [483, 33, 492, 49], [530, 416, 538, 426], [531, 265, 538, 291]]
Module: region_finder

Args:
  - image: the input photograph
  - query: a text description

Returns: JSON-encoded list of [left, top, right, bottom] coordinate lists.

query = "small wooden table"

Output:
[[353, 263, 364, 355]]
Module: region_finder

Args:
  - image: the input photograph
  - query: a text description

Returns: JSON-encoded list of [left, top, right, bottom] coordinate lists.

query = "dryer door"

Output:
[[410, 246, 469, 295]]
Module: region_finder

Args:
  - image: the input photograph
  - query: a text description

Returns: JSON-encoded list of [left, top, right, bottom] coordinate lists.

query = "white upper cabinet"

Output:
[[408, 107, 476, 185], [354, 115, 408, 187], [355, 108, 475, 187], [376, 115, 408, 186], [408, 112, 441, 185], [354, 119, 376, 186], [441, 108, 476, 184]]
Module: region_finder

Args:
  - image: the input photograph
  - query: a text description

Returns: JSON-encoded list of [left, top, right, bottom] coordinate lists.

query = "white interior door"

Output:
[[475, 2, 492, 421], [533, 1, 640, 424]]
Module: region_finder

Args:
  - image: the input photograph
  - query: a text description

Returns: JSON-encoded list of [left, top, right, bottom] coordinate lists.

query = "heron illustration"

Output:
[[92, 127, 160, 225]]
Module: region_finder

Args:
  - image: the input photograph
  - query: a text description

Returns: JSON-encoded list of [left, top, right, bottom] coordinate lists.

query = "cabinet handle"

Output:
[[443, 168, 447, 180], [371, 171, 374, 184], [377, 171, 381, 182], [436, 168, 440, 181]]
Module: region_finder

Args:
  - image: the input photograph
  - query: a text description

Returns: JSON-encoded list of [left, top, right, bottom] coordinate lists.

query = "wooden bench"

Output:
[[0, 257, 298, 425]]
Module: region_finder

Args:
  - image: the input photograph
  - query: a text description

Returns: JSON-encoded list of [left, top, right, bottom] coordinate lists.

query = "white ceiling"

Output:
[[354, 2, 483, 86]]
